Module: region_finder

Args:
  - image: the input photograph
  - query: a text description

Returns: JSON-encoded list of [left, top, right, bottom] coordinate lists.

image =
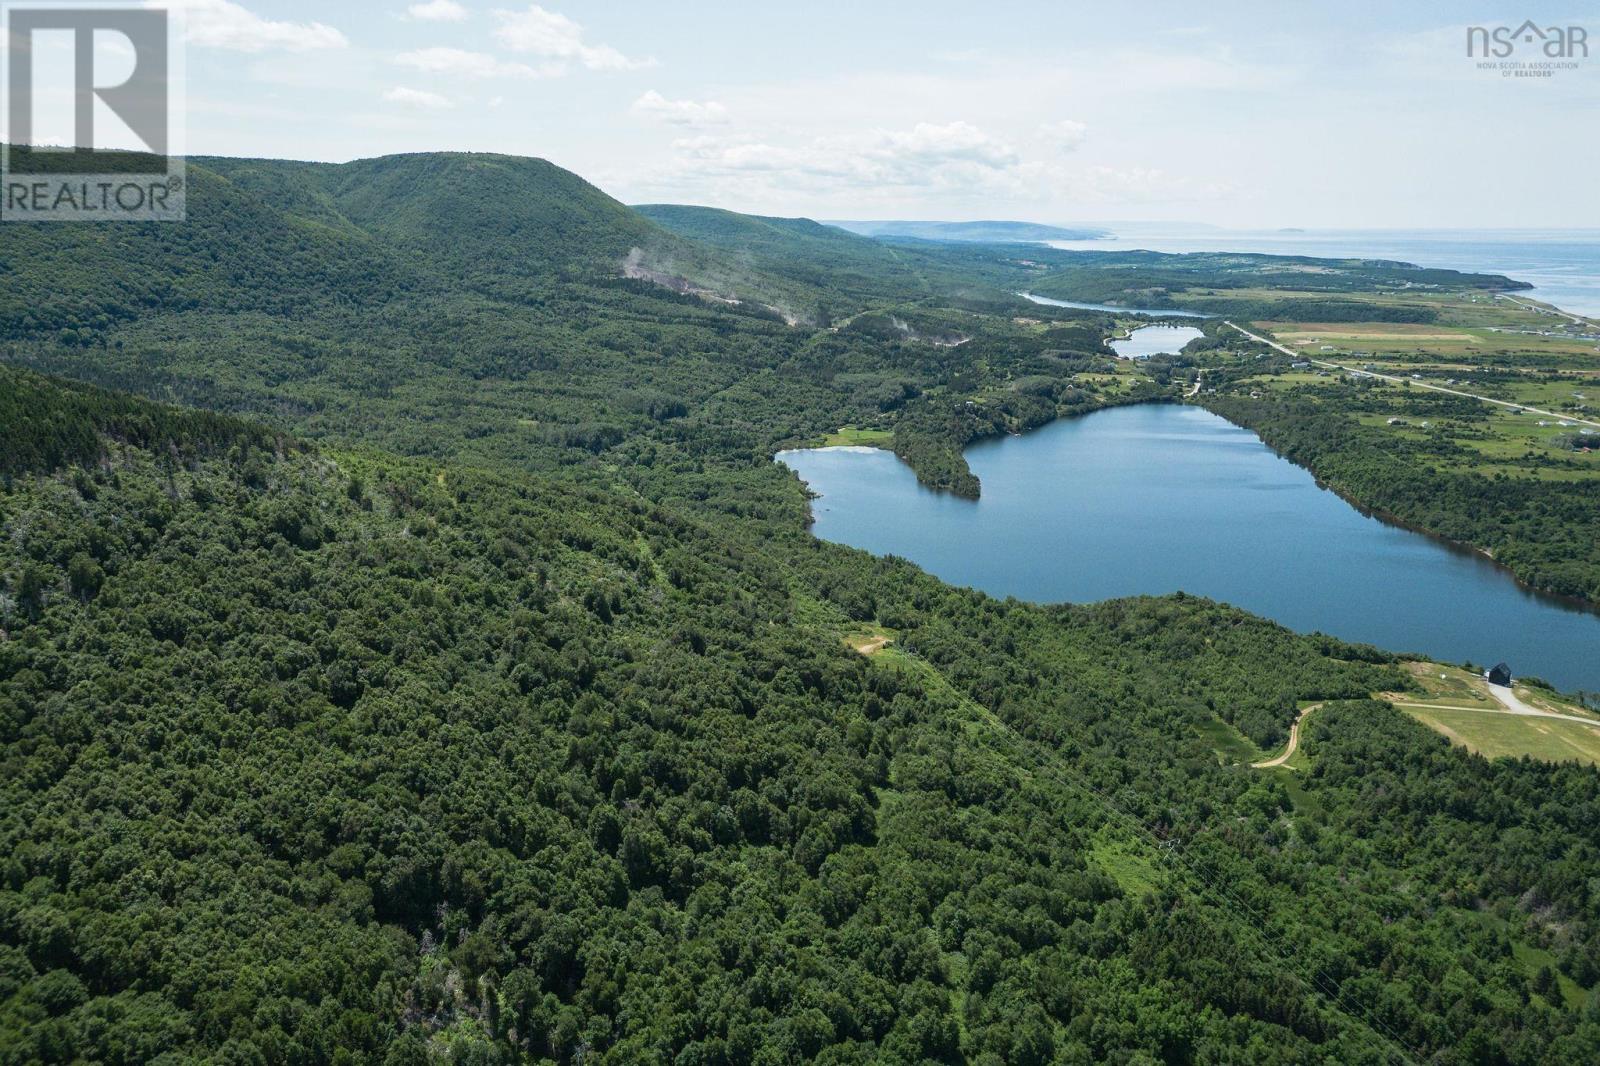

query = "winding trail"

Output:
[[1252, 703, 1323, 769], [1221, 321, 1600, 430], [1247, 683, 1598, 771]]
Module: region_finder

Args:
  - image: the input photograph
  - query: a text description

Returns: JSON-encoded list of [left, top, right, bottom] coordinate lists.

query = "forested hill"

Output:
[[7, 366, 1600, 1062], [0, 364, 289, 478], [0, 150, 826, 339]]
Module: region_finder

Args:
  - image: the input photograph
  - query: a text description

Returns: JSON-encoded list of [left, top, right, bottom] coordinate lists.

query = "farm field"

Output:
[[1231, 294, 1600, 483]]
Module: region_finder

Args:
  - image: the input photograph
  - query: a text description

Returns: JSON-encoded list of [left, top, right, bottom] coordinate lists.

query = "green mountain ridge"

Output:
[[1, 150, 826, 340]]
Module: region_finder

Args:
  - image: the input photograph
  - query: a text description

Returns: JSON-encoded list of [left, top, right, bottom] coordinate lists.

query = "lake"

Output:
[[779, 404, 1600, 694], [1111, 325, 1205, 359]]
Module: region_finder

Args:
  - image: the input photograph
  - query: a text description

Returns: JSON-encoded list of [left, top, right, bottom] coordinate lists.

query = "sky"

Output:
[[7, 0, 1599, 227]]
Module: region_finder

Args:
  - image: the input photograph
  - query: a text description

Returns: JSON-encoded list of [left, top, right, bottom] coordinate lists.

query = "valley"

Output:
[[3, 150, 1600, 1064]]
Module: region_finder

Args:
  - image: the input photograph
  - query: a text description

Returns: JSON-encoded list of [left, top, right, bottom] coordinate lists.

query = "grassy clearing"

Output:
[[844, 626, 895, 656], [1274, 770, 1324, 819], [820, 426, 893, 447], [1389, 662, 1600, 765], [1398, 662, 1498, 703], [1512, 684, 1600, 720], [1196, 716, 1262, 764], [1397, 662, 1597, 719], [1401, 707, 1600, 766], [1088, 830, 1161, 897]]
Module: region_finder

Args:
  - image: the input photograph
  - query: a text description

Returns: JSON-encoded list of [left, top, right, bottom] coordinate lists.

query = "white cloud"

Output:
[[395, 46, 554, 79], [492, 5, 645, 71], [1038, 119, 1088, 151], [383, 85, 454, 110], [404, 0, 468, 21], [631, 90, 728, 127], [664, 121, 1024, 193], [881, 121, 1017, 167], [164, 0, 347, 52], [639, 118, 1230, 213]]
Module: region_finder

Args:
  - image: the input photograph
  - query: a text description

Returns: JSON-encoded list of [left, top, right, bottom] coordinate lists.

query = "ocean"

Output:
[[1046, 229, 1600, 318]]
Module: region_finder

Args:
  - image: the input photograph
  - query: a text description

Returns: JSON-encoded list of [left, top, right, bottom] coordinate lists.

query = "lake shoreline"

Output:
[[789, 395, 1598, 618], [780, 402, 1600, 693], [1189, 399, 1600, 619]]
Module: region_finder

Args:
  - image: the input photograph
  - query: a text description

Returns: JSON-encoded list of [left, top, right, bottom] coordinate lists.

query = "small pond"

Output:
[[1111, 325, 1205, 359]]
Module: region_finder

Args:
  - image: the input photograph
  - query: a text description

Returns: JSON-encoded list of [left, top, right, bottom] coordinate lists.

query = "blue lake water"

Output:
[[1111, 326, 1205, 359], [1044, 229, 1600, 318], [779, 404, 1600, 694]]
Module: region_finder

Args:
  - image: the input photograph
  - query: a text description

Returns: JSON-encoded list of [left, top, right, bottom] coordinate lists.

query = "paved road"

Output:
[[1252, 703, 1322, 769], [1221, 321, 1600, 430], [1487, 683, 1600, 725]]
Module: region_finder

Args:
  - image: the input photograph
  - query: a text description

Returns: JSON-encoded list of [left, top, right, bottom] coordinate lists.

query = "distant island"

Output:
[[825, 219, 1110, 243]]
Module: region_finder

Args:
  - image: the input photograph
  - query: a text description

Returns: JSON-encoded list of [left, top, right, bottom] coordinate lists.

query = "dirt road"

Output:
[[1252, 703, 1323, 769], [848, 635, 892, 656]]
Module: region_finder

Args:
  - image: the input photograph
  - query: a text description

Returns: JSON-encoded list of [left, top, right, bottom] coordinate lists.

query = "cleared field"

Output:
[[1389, 662, 1600, 764], [1240, 315, 1600, 478], [845, 631, 893, 655], [1397, 663, 1598, 715], [1088, 831, 1161, 896], [821, 426, 892, 447], [1197, 716, 1263, 764], [1401, 705, 1600, 765]]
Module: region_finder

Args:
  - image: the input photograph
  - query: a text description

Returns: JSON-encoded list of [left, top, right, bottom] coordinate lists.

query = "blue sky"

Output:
[[15, 1, 1600, 226]]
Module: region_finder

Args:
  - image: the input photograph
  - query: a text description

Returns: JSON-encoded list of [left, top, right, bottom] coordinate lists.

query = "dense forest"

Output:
[[6, 367, 1600, 1064], [4, 151, 1600, 1063]]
